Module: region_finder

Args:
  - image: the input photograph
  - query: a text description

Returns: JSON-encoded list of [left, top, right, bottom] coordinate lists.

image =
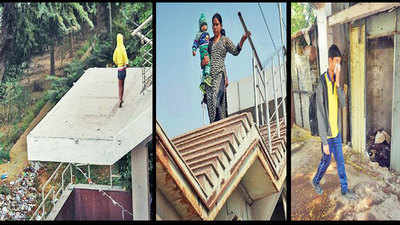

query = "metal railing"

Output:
[[252, 48, 287, 149], [131, 15, 153, 92], [30, 163, 121, 220], [239, 11, 286, 152], [237, 11, 286, 180], [30, 163, 71, 220]]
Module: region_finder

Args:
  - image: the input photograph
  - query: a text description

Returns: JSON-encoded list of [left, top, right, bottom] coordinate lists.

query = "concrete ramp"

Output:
[[27, 68, 152, 165]]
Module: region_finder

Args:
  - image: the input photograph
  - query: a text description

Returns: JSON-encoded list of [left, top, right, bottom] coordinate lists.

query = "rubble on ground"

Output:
[[292, 125, 400, 220], [0, 162, 42, 220], [367, 129, 391, 168]]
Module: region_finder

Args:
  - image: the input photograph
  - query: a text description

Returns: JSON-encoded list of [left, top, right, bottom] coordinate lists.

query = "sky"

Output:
[[156, 3, 287, 137]]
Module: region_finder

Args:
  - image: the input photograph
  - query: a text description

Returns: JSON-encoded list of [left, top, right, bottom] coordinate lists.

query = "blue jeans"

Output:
[[312, 133, 348, 194]]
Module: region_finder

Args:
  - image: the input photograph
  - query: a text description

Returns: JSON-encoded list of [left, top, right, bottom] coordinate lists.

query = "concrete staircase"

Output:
[[171, 112, 286, 209], [259, 118, 286, 177]]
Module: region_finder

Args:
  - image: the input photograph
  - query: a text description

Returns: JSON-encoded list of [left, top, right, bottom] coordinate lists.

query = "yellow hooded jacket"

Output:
[[113, 33, 128, 68]]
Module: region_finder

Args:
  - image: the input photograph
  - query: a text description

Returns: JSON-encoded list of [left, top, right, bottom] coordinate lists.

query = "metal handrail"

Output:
[[131, 15, 153, 92], [41, 163, 64, 203], [30, 186, 54, 220], [252, 47, 286, 149]]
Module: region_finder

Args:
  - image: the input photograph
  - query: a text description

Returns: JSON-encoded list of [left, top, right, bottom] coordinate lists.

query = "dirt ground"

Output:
[[291, 125, 400, 220], [20, 38, 88, 86]]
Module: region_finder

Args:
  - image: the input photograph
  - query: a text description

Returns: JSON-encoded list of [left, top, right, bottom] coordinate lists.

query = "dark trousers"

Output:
[[214, 72, 226, 122], [312, 133, 348, 194]]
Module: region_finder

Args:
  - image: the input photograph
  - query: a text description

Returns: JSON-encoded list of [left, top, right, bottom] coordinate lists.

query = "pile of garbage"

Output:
[[367, 129, 391, 168], [0, 162, 42, 220]]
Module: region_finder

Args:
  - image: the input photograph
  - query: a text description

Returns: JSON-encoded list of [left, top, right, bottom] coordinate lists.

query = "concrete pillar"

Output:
[[131, 143, 149, 220], [282, 182, 287, 219], [391, 12, 400, 171], [316, 3, 332, 73]]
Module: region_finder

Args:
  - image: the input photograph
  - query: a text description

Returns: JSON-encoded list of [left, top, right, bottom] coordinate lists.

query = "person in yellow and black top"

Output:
[[113, 33, 129, 108], [311, 44, 358, 200]]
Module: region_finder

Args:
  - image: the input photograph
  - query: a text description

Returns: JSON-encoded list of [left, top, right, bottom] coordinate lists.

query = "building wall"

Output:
[[156, 189, 182, 220], [366, 37, 394, 134], [330, 3, 351, 142], [331, 3, 350, 85], [55, 188, 133, 220], [293, 53, 312, 130], [291, 34, 319, 130], [350, 23, 367, 153], [215, 187, 252, 220]]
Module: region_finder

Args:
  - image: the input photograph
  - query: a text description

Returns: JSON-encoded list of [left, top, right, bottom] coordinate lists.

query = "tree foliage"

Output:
[[291, 2, 316, 36], [85, 2, 152, 68], [0, 3, 95, 78]]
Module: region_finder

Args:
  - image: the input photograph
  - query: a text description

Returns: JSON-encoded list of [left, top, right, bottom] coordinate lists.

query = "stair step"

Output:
[[196, 168, 217, 188], [188, 153, 228, 171], [174, 128, 226, 149], [172, 113, 252, 144], [197, 174, 214, 195], [192, 160, 221, 179], [183, 142, 233, 164], [179, 132, 240, 158], [174, 120, 248, 147], [175, 125, 243, 152]]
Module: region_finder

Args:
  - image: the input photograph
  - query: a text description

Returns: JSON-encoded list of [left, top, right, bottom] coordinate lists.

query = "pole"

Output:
[[252, 56, 259, 127], [278, 3, 285, 50], [278, 3, 287, 125], [264, 68, 272, 150], [271, 58, 281, 138], [109, 3, 112, 39], [238, 12, 263, 71]]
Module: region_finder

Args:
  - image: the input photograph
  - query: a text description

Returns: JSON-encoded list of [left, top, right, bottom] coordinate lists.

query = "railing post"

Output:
[[52, 189, 55, 207], [88, 164, 91, 179], [271, 58, 281, 138], [70, 163, 73, 183], [62, 171, 64, 191], [259, 67, 264, 126], [264, 68, 272, 150], [252, 55, 259, 127], [278, 3, 287, 126], [282, 53, 287, 125], [42, 201, 45, 220], [277, 51, 287, 127], [110, 165, 113, 187]]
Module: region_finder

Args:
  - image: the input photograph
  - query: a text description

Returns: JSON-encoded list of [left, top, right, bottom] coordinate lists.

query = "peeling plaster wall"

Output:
[[215, 187, 252, 220], [366, 37, 394, 134], [156, 189, 182, 220]]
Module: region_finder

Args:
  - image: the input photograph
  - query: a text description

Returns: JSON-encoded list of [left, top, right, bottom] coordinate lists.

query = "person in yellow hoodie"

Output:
[[113, 33, 129, 108]]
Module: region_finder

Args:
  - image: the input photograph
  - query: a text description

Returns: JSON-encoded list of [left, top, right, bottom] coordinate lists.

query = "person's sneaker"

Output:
[[342, 189, 358, 200], [204, 75, 212, 86], [311, 180, 323, 195], [119, 100, 123, 108]]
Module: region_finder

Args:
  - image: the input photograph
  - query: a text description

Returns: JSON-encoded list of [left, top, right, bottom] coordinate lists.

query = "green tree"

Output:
[[291, 3, 316, 36], [33, 3, 94, 76], [0, 3, 96, 80], [85, 2, 152, 68]]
